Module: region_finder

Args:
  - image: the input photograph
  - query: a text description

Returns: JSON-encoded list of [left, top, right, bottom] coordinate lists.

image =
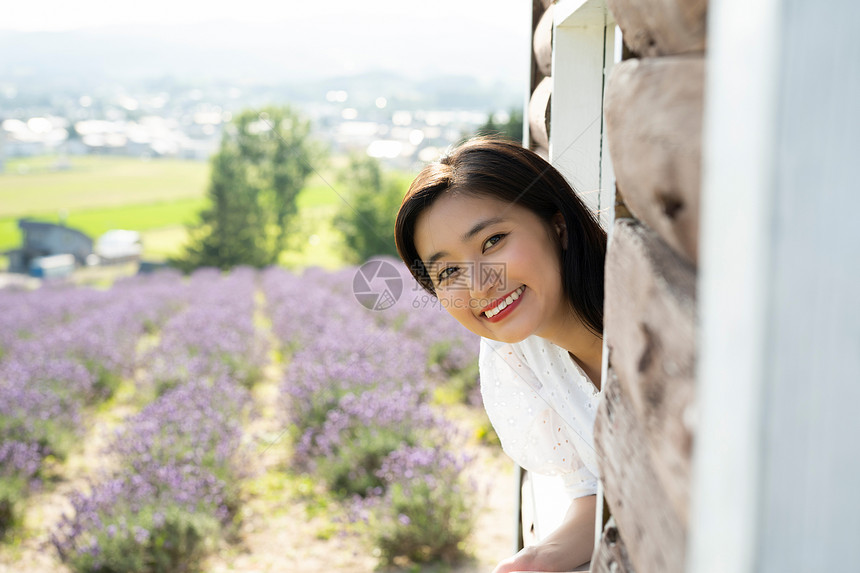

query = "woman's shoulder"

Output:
[[479, 336, 541, 390], [479, 336, 569, 389], [480, 335, 568, 370], [478, 335, 601, 481], [480, 335, 599, 398]]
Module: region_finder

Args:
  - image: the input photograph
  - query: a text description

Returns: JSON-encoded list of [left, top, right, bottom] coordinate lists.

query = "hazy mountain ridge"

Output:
[[0, 20, 527, 90]]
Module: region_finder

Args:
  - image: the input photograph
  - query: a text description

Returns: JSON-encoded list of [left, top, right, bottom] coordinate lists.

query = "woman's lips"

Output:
[[481, 285, 525, 323]]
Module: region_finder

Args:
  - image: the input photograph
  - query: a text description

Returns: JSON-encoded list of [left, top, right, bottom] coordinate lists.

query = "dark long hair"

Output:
[[394, 137, 606, 336]]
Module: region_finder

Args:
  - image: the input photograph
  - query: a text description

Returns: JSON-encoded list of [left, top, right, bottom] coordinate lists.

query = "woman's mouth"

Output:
[[481, 285, 525, 322]]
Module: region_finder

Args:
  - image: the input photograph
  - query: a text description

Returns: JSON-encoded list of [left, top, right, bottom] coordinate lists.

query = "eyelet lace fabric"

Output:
[[479, 335, 601, 500]]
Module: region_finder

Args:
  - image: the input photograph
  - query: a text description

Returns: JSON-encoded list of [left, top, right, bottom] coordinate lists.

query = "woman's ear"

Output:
[[552, 212, 568, 249]]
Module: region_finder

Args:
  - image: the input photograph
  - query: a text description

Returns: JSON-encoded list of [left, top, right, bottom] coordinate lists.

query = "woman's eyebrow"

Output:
[[427, 250, 448, 265], [425, 216, 507, 265], [463, 217, 506, 241]]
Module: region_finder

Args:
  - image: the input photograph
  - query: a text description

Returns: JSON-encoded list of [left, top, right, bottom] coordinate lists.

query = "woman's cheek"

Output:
[[439, 291, 475, 323], [438, 290, 464, 314]]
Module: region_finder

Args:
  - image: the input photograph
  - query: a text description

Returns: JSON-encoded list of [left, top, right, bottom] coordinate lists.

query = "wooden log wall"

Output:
[[591, 0, 707, 571], [528, 0, 554, 157]]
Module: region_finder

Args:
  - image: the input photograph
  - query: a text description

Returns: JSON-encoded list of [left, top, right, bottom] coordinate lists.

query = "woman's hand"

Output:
[[491, 541, 582, 573], [492, 494, 597, 573]]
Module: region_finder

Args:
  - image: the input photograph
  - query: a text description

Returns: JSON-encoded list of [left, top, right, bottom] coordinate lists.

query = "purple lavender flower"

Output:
[[45, 268, 259, 571]]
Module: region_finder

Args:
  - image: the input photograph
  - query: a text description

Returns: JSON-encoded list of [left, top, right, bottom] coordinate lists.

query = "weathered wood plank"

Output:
[[532, 145, 549, 161], [533, 3, 554, 77], [606, 0, 707, 57], [594, 366, 686, 573], [604, 218, 696, 526], [591, 517, 636, 573], [529, 76, 552, 150], [604, 56, 704, 266]]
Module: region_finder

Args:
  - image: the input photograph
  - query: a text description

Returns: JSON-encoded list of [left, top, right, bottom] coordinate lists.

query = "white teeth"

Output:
[[484, 286, 525, 318]]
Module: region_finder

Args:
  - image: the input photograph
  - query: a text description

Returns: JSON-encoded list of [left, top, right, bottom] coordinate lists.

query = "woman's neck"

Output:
[[569, 348, 603, 391], [542, 314, 604, 390]]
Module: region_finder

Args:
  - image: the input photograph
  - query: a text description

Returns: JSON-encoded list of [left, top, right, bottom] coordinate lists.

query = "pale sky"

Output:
[[2, 0, 530, 83], [3, 0, 525, 33]]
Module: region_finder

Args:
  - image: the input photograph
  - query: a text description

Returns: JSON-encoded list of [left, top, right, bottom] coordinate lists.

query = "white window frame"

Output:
[[521, 0, 621, 552], [551, 0, 620, 235]]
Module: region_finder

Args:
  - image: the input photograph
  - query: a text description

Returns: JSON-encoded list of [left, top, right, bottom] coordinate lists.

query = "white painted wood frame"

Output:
[[522, 0, 621, 552], [689, 0, 860, 572], [551, 0, 618, 233]]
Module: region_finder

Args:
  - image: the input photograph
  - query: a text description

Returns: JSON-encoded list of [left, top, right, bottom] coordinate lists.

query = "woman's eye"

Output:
[[482, 234, 505, 252], [437, 266, 459, 283]]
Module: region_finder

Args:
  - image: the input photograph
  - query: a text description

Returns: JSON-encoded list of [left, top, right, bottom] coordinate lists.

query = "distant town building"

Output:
[[5, 220, 93, 274]]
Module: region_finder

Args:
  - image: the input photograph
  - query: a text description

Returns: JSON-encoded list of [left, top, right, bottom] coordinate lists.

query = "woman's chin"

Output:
[[454, 314, 533, 344], [480, 327, 531, 345]]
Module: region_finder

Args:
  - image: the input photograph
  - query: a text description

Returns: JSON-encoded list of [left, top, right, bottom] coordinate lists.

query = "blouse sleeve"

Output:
[[478, 337, 598, 500]]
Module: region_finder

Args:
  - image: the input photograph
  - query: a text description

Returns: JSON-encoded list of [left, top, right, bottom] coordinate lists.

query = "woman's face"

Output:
[[413, 192, 570, 344]]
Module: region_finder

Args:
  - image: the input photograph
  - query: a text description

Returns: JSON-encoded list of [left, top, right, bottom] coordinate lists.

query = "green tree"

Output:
[[333, 154, 404, 264], [475, 108, 524, 143], [172, 106, 319, 271]]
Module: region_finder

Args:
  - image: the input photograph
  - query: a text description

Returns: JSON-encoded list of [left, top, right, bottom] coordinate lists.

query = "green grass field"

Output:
[[0, 155, 210, 217], [0, 155, 385, 269], [0, 155, 210, 258]]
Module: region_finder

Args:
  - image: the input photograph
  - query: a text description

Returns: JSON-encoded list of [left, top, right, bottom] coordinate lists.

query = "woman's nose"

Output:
[[469, 262, 503, 300]]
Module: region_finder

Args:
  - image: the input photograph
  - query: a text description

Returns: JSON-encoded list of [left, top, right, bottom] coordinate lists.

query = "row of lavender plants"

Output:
[[51, 268, 266, 573], [0, 272, 189, 539], [263, 260, 482, 565], [3, 261, 484, 567]]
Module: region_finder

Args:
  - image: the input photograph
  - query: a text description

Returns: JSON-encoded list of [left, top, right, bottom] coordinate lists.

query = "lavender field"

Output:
[[0, 262, 513, 573]]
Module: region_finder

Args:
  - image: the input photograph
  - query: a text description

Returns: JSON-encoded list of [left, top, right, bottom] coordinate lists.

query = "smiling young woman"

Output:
[[395, 138, 607, 572], [414, 193, 572, 347]]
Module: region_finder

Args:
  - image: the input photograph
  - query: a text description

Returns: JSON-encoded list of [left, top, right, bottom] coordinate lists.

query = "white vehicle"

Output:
[[95, 230, 143, 263], [29, 253, 75, 278]]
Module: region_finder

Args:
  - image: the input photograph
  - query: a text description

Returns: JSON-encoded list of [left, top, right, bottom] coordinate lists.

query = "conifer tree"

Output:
[[333, 154, 403, 264], [172, 106, 318, 271]]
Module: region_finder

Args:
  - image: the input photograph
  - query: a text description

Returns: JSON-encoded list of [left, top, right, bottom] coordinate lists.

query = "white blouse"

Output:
[[479, 335, 601, 500]]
